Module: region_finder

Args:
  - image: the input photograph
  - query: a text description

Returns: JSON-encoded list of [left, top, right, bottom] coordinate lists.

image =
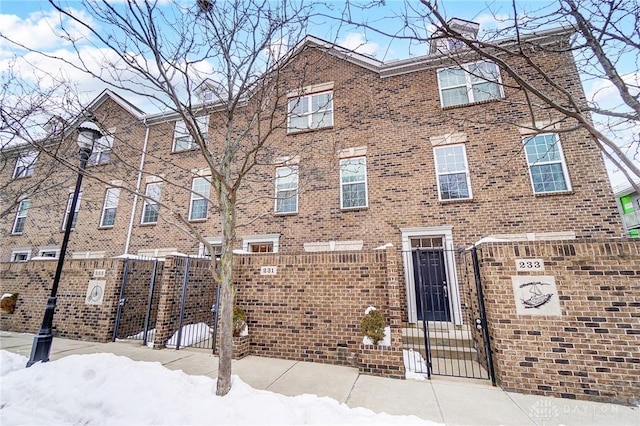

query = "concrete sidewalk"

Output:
[[1, 331, 638, 426]]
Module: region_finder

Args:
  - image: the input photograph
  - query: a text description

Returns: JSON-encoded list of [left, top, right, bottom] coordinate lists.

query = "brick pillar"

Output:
[[151, 256, 179, 349]]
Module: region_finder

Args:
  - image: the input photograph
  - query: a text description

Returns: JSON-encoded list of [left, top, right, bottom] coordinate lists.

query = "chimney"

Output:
[[430, 18, 480, 55]]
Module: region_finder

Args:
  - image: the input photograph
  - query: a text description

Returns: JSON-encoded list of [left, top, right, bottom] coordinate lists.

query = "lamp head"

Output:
[[76, 121, 102, 151]]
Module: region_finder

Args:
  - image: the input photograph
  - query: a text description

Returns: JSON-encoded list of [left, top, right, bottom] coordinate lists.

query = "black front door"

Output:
[[413, 249, 450, 321]]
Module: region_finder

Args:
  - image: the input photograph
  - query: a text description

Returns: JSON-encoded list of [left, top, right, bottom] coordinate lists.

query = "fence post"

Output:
[[142, 259, 159, 346], [112, 258, 130, 342], [471, 245, 496, 385], [175, 257, 191, 350]]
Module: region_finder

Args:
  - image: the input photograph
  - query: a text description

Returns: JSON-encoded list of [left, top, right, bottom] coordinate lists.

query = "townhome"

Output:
[[1, 25, 623, 331]]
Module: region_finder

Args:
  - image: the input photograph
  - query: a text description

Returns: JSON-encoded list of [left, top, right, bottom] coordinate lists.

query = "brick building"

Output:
[[1, 25, 623, 330]]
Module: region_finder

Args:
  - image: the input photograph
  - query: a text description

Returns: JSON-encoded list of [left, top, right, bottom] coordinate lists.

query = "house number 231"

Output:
[[515, 259, 545, 271]]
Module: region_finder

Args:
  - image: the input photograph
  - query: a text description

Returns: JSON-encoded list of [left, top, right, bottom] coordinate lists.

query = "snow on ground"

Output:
[[0, 350, 433, 425], [403, 349, 429, 381], [165, 322, 212, 348]]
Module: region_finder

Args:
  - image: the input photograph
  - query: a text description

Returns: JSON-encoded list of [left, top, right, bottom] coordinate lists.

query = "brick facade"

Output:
[[473, 239, 639, 405]]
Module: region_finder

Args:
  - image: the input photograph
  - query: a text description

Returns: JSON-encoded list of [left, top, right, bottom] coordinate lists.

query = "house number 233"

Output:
[[515, 259, 545, 271]]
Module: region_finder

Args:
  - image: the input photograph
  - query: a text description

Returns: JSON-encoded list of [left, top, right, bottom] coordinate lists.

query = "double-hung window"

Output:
[[87, 133, 114, 166], [13, 151, 38, 178], [12, 200, 31, 234], [287, 91, 333, 132], [340, 157, 368, 209], [524, 133, 571, 194], [100, 188, 121, 227], [11, 250, 31, 262], [437, 61, 503, 107], [434, 145, 472, 200], [142, 182, 162, 224], [173, 116, 209, 152], [61, 193, 82, 230], [189, 177, 210, 221], [275, 166, 298, 214]]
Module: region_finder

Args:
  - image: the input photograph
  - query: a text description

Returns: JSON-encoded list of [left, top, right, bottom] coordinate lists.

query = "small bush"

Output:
[[360, 308, 385, 344], [0, 293, 18, 314], [233, 306, 247, 337]]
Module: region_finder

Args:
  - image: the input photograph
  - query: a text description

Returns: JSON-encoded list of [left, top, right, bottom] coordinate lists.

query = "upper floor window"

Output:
[[340, 157, 368, 209], [100, 188, 121, 227], [61, 192, 82, 230], [524, 133, 571, 194], [11, 249, 31, 262], [275, 166, 298, 214], [142, 182, 162, 224], [189, 177, 210, 221], [437, 61, 503, 108], [287, 91, 333, 133], [88, 132, 114, 166], [12, 200, 30, 234], [434, 144, 472, 200], [173, 116, 209, 152], [242, 234, 280, 253], [13, 151, 38, 179]]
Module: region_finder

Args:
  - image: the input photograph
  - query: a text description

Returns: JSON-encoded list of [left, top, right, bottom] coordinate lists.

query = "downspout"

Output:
[[124, 118, 150, 255]]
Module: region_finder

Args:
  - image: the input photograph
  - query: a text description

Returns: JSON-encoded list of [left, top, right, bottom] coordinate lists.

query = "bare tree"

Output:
[[2, 0, 322, 395], [344, 0, 640, 191]]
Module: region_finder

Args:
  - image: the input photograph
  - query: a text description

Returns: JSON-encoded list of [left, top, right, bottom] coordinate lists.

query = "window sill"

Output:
[[139, 222, 157, 226], [274, 211, 298, 217], [438, 198, 474, 204], [170, 147, 199, 154], [10, 232, 23, 236], [12, 175, 32, 180], [188, 218, 208, 223], [86, 162, 109, 168], [340, 206, 368, 212], [286, 125, 333, 136], [98, 226, 115, 230], [533, 190, 574, 197], [441, 97, 503, 111]]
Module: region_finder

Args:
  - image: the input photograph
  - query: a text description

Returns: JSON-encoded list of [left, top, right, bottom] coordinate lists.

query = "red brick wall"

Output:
[[0, 259, 124, 342], [476, 239, 640, 405]]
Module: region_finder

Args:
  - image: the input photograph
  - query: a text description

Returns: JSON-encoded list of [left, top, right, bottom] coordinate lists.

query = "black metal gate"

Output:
[[112, 258, 162, 346], [402, 247, 495, 383]]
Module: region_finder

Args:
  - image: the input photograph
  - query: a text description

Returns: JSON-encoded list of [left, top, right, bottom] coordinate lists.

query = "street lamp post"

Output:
[[27, 121, 102, 367]]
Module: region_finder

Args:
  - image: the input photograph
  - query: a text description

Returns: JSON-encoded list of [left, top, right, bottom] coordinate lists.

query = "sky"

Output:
[[0, 0, 637, 186], [0, 350, 435, 425]]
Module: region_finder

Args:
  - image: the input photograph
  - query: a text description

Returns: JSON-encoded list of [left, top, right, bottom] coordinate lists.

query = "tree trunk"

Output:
[[216, 185, 236, 396]]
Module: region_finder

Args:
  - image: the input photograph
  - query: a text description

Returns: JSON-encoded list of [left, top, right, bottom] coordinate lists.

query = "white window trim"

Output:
[[188, 177, 210, 221], [274, 165, 299, 214], [400, 226, 463, 325], [12, 199, 30, 234], [339, 156, 368, 210], [61, 192, 82, 230], [11, 249, 31, 262], [242, 234, 280, 253], [141, 182, 162, 224], [100, 188, 121, 228], [87, 129, 115, 166], [287, 90, 334, 133], [433, 144, 473, 201], [523, 133, 572, 194], [172, 116, 209, 152], [13, 151, 38, 179], [198, 237, 222, 257], [37, 246, 61, 259], [437, 61, 504, 108]]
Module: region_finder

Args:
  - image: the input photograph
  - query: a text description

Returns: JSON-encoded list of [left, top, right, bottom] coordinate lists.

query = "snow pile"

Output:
[[166, 322, 212, 348], [0, 350, 433, 425], [403, 349, 429, 381]]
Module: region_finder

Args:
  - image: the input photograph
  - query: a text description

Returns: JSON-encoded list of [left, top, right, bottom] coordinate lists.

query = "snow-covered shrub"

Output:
[[0, 293, 18, 314], [360, 306, 385, 345]]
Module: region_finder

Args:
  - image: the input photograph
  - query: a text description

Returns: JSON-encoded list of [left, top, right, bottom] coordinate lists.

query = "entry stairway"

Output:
[[402, 321, 489, 379]]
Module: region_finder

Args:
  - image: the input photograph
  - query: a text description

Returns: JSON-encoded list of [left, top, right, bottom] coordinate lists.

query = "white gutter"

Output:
[[124, 119, 150, 255]]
